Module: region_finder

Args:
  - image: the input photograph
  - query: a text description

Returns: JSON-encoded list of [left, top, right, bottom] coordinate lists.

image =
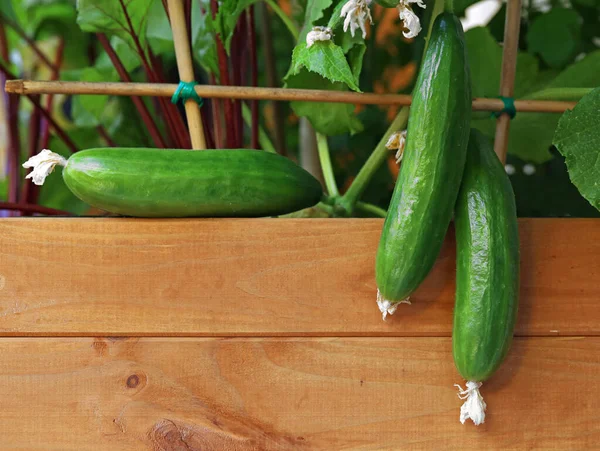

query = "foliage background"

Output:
[[1, 0, 599, 217]]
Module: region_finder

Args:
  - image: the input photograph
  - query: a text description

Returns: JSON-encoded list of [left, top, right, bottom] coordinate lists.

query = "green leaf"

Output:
[[285, 42, 361, 91], [552, 87, 600, 211], [0, 0, 18, 22], [453, 0, 480, 16], [215, 0, 261, 53], [527, 8, 582, 69], [94, 35, 141, 74], [145, 0, 175, 55], [466, 27, 539, 98], [76, 0, 153, 54], [71, 67, 115, 127], [467, 27, 600, 163], [299, 0, 334, 42], [288, 72, 363, 135], [192, 0, 219, 76]]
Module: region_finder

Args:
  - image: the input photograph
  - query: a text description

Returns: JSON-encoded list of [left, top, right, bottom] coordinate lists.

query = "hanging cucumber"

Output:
[[23, 148, 323, 217], [375, 12, 471, 318], [452, 129, 520, 425]]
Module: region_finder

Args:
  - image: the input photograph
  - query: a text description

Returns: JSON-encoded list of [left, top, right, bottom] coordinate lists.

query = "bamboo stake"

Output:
[[493, 0, 522, 163], [5, 80, 578, 114], [166, 0, 206, 149]]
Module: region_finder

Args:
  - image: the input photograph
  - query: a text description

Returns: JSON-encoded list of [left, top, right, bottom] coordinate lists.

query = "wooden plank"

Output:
[[0, 337, 598, 450], [0, 218, 598, 336]]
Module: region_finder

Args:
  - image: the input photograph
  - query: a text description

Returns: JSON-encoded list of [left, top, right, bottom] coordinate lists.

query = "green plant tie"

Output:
[[492, 96, 516, 119], [171, 81, 203, 107]]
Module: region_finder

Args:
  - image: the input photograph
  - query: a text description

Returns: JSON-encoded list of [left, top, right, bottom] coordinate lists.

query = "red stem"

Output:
[[0, 16, 57, 71], [39, 38, 64, 159], [97, 125, 117, 147], [149, 48, 191, 148], [0, 60, 78, 153], [185, 0, 192, 48], [6, 94, 21, 206], [119, 0, 190, 149], [231, 19, 246, 147], [20, 97, 41, 213], [209, 74, 224, 148], [97, 33, 168, 148], [247, 7, 259, 149], [0, 201, 71, 216], [211, 0, 235, 148]]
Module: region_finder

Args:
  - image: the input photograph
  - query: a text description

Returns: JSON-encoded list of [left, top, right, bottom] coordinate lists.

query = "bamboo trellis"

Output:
[[4, 0, 556, 165]]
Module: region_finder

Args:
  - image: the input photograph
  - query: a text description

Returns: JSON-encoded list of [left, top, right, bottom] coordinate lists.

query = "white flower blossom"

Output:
[[306, 26, 334, 48], [340, 0, 373, 39], [397, 0, 426, 39], [23, 149, 68, 186], [386, 130, 407, 164]]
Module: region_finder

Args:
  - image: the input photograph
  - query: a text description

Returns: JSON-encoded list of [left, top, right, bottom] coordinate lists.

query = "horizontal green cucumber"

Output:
[[375, 12, 471, 316], [28, 148, 323, 217], [452, 129, 520, 425]]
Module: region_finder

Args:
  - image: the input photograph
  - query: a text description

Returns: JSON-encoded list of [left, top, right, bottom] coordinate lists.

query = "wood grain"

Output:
[[0, 337, 598, 450], [0, 218, 598, 336]]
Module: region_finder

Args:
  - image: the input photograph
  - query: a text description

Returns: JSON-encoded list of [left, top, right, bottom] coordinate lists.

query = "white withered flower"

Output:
[[340, 0, 373, 39], [397, 0, 426, 39], [386, 130, 407, 164], [306, 26, 334, 48]]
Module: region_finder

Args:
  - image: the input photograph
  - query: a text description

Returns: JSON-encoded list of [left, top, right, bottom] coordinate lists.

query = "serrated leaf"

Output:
[[299, 0, 334, 42], [527, 8, 582, 69], [286, 42, 361, 91], [76, 0, 153, 54], [287, 71, 363, 135], [552, 87, 600, 211], [347, 42, 365, 80]]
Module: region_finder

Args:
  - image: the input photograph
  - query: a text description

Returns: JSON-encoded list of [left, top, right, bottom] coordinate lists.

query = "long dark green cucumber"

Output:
[[453, 129, 520, 383], [375, 13, 471, 307], [62, 148, 323, 217]]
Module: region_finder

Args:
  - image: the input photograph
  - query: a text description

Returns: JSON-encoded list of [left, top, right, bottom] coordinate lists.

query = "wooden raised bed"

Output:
[[0, 217, 598, 449]]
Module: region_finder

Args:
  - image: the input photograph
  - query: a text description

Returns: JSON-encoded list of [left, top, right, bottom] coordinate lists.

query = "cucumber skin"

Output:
[[375, 13, 471, 302], [62, 148, 323, 217], [453, 129, 520, 382]]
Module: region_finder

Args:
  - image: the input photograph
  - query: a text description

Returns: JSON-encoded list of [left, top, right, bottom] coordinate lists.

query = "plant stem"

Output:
[[356, 201, 387, 217], [0, 15, 57, 71], [97, 125, 116, 147], [339, 107, 409, 212], [316, 133, 339, 196], [20, 97, 41, 212], [425, 0, 445, 54], [241, 102, 276, 153], [258, 2, 287, 155], [264, 0, 299, 41], [0, 60, 77, 153], [525, 87, 592, 101], [97, 34, 168, 148], [211, 0, 235, 148], [247, 7, 259, 149], [231, 18, 245, 147], [339, 0, 443, 213], [0, 201, 71, 216], [445, 0, 454, 13], [209, 74, 224, 147]]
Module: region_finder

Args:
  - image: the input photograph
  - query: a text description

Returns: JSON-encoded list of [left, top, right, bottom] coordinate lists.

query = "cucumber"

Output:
[[452, 129, 520, 425], [24, 148, 323, 217], [375, 12, 471, 317]]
